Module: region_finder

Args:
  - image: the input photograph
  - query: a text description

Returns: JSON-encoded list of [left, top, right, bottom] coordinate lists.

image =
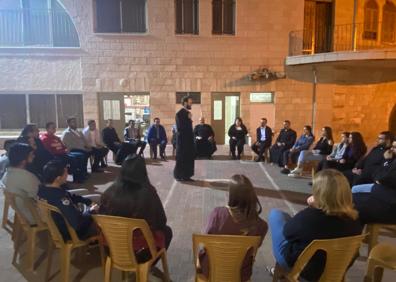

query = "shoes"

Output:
[[175, 177, 194, 182], [288, 167, 302, 177], [280, 168, 290, 174], [237, 155, 241, 160], [92, 167, 104, 173], [308, 181, 313, 186], [231, 155, 237, 160], [160, 155, 167, 161], [255, 157, 263, 162], [100, 163, 108, 168]]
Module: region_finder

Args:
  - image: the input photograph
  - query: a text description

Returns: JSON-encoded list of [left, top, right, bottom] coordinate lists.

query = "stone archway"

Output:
[[390, 104, 396, 135]]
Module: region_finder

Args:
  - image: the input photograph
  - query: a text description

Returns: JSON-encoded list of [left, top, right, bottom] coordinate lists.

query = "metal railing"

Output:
[[289, 22, 396, 56], [0, 9, 79, 47]]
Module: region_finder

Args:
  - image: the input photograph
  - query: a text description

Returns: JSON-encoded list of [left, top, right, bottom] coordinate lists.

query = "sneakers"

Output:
[[288, 167, 302, 177], [280, 168, 290, 174]]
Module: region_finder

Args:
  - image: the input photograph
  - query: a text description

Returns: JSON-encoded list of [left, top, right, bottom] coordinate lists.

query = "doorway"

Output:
[[390, 104, 396, 135], [211, 92, 240, 145], [98, 92, 150, 139], [303, 0, 334, 54]]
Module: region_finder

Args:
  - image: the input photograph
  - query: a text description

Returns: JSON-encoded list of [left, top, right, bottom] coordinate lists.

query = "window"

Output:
[[382, 1, 396, 43], [175, 0, 199, 34], [212, 0, 235, 35], [0, 94, 83, 130], [95, 0, 147, 33], [363, 0, 379, 40], [176, 92, 201, 104]]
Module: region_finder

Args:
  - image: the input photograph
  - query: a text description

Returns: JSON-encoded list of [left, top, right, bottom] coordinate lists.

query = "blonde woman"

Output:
[[268, 169, 363, 281]]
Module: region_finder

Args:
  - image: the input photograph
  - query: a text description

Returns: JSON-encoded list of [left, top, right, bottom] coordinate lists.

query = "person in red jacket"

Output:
[[40, 122, 88, 183]]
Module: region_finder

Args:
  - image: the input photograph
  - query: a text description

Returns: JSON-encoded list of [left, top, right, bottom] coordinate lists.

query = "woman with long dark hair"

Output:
[[17, 124, 53, 178], [228, 117, 248, 160], [323, 131, 367, 172], [200, 175, 268, 281], [99, 155, 172, 261], [288, 126, 334, 177]]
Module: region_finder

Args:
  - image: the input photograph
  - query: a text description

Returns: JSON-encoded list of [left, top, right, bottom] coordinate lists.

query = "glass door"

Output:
[[98, 93, 125, 139]]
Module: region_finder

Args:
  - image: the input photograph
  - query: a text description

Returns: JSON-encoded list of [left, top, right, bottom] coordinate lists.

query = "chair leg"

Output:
[[12, 219, 22, 265], [26, 230, 37, 271], [60, 245, 72, 282], [272, 263, 282, 282], [161, 253, 171, 282], [45, 240, 54, 282], [2, 200, 10, 228], [367, 225, 380, 255], [104, 257, 112, 282], [137, 263, 150, 282]]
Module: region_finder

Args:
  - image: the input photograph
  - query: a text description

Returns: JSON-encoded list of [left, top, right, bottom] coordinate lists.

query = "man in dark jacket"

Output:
[[269, 120, 297, 166], [102, 119, 136, 164], [37, 160, 98, 241], [147, 118, 167, 160], [251, 118, 272, 162], [346, 131, 393, 186], [194, 117, 217, 159], [174, 96, 195, 181], [353, 139, 396, 224]]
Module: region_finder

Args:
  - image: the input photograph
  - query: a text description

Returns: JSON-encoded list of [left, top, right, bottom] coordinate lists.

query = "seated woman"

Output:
[[281, 126, 314, 174], [316, 131, 350, 173], [99, 155, 172, 262], [18, 124, 54, 178], [199, 175, 268, 281], [322, 132, 367, 173], [228, 117, 248, 160], [353, 139, 396, 224], [288, 126, 333, 177], [269, 169, 362, 281]]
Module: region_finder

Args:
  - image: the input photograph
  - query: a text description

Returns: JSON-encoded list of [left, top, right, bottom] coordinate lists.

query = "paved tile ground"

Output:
[[0, 145, 395, 282]]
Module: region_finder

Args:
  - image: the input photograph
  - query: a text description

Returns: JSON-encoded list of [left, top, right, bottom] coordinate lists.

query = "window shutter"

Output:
[[183, 0, 194, 33], [223, 0, 235, 34], [96, 0, 121, 32], [212, 0, 222, 34], [175, 0, 183, 33], [122, 0, 146, 33]]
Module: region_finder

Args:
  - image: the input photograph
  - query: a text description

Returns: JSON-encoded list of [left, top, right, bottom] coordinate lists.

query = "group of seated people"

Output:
[[3, 137, 394, 281]]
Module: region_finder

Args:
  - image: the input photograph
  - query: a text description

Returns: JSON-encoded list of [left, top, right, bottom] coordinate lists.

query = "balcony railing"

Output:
[[289, 22, 396, 56], [0, 9, 79, 47]]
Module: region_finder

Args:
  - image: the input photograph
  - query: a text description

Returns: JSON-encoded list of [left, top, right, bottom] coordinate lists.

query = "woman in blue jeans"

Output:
[[269, 169, 363, 281]]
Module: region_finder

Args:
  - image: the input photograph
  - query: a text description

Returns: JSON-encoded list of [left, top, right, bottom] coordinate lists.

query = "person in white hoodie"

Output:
[[82, 120, 109, 171]]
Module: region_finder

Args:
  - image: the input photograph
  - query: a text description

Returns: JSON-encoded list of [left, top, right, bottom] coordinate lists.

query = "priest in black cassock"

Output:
[[174, 96, 195, 181], [194, 117, 217, 159]]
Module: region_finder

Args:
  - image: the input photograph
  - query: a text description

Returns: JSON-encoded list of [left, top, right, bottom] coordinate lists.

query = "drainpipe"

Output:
[[352, 0, 358, 51], [312, 67, 317, 131]]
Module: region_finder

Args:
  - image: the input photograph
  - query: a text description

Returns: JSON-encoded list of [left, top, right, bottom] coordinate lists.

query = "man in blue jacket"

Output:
[[147, 117, 168, 160]]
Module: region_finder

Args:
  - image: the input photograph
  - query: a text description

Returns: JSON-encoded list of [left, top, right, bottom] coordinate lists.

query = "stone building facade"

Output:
[[0, 0, 395, 145]]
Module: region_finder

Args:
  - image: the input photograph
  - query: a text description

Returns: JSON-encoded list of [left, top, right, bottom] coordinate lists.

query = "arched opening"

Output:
[[364, 0, 379, 40], [0, 0, 80, 47], [381, 1, 396, 43], [389, 104, 396, 135]]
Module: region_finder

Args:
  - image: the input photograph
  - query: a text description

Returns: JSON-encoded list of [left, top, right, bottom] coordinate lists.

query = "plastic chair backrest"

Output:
[[3, 190, 45, 229], [288, 234, 366, 282], [37, 200, 81, 247], [93, 215, 158, 271], [192, 234, 261, 282]]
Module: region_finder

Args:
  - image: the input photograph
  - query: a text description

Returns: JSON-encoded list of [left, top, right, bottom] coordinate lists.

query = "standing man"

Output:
[[251, 118, 273, 162], [174, 96, 195, 181]]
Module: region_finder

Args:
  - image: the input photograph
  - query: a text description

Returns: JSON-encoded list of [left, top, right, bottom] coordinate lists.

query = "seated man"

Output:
[[353, 139, 396, 224], [0, 140, 16, 179], [194, 117, 217, 159], [345, 131, 393, 186], [102, 119, 136, 164], [124, 120, 147, 156], [269, 120, 296, 166], [41, 122, 87, 183], [83, 120, 109, 169], [251, 118, 272, 162], [1, 143, 40, 224], [147, 117, 167, 160], [38, 160, 99, 241]]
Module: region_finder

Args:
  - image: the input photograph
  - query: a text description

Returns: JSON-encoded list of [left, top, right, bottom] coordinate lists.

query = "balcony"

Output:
[[0, 9, 79, 48], [286, 22, 396, 84]]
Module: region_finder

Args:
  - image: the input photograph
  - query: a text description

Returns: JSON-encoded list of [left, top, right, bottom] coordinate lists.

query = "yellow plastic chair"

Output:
[[192, 233, 261, 282], [37, 200, 99, 282], [4, 190, 47, 271], [272, 234, 366, 282], [93, 215, 170, 282], [364, 243, 396, 282], [365, 224, 396, 255], [2, 188, 14, 230]]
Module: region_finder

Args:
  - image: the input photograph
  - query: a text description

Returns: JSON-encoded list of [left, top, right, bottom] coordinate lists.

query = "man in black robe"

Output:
[[269, 120, 297, 166], [174, 96, 195, 181], [194, 117, 217, 159]]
